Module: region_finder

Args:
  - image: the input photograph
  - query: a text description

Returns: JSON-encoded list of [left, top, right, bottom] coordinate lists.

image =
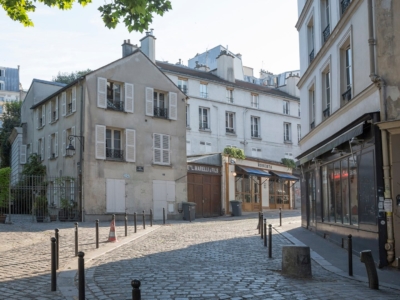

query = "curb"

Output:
[[275, 227, 400, 291]]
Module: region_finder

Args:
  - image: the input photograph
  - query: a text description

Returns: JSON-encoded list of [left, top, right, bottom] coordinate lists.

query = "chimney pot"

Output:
[[128, 39, 130, 43]]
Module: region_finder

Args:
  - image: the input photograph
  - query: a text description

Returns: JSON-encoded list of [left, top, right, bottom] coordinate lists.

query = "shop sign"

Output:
[[187, 164, 220, 174], [384, 199, 392, 212], [258, 162, 272, 169]]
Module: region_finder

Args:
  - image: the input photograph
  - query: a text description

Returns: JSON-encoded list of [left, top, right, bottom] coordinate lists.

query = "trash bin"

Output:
[[230, 200, 242, 216], [182, 202, 196, 221]]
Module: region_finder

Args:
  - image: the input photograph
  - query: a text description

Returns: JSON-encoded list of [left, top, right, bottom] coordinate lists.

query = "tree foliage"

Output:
[[52, 69, 92, 85], [0, 101, 22, 168], [223, 147, 245, 160], [0, 167, 11, 210], [1, 0, 172, 33], [281, 158, 296, 169]]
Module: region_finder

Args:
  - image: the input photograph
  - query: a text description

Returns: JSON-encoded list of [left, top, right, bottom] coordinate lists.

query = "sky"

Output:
[[0, 0, 300, 90]]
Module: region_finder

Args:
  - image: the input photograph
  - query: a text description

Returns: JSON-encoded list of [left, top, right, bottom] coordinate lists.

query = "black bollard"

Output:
[[150, 209, 153, 227], [78, 252, 85, 300], [279, 208, 282, 227], [95, 220, 99, 249], [189, 206, 192, 222], [131, 279, 141, 300], [142, 210, 145, 229], [260, 213, 264, 239], [55, 228, 59, 270], [258, 211, 261, 233], [75, 222, 78, 257], [348, 234, 353, 276], [264, 219, 267, 247], [268, 224, 272, 258], [134, 212, 137, 233], [51, 237, 57, 291], [125, 212, 128, 237], [360, 250, 379, 289], [163, 207, 166, 225]]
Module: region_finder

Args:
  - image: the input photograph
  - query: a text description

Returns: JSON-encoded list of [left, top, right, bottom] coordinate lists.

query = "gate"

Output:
[[0, 174, 80, 223]]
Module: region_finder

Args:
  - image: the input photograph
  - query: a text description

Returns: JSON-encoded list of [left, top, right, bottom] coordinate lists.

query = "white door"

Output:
[[106, 179, 126, 213], [153, 180, 175, 220]]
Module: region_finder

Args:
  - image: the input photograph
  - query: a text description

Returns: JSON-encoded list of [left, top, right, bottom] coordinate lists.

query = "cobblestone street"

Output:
[[0, 213, 399, 299]]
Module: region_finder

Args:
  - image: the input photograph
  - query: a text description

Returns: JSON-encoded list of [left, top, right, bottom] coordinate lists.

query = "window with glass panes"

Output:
[[199, 107, 209, 130], [106, 129, 123, 160]]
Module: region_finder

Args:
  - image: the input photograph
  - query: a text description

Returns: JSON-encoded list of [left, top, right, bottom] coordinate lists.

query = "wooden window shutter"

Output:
[[162, 134, 170, 164], [41, 137, 45, 161], [47, 135, 51, 159], [48, 102, 51, 124], [20, 145, 27, 164], [55, 132, 58, 157], [124, 83, 134, 113], [42, 104, 46, 126], [153, 133, 161, 163], [62, 130, 66, 156], [72, 86, 77, 112], [97, 77, 107, 108], [55, 96, 59, 120], [125, 129, 136, 162], [168, 92, 177, 120], [61, 92, 66, 116], [95, 125, 106, 159], [145, 87, 154, 116]]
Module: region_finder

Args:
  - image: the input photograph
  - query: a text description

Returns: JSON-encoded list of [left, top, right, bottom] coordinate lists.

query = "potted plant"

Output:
[[58, 198, 70, 222], [0, 167, 11, 223], [34, 195, 48, 223], [49, 202, 59, 222]]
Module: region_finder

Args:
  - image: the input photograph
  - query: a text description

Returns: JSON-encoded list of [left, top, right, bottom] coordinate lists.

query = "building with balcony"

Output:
[[296, 0, 400, 268]]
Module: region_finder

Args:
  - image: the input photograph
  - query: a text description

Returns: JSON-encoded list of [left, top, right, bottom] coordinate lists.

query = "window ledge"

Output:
[[186, 126, 191, 130], [152, 163, 172, 168], [49, 157, 57, 160], [37, 125, 45, 130], [49, 120, 58, 125], [199, 129, 211, 133], [105, 158, 126, 162], [65, 111, 75, 117], [225, 132, 237, 136], [251, 136, 262, 140], [284, 140, 293, 144]]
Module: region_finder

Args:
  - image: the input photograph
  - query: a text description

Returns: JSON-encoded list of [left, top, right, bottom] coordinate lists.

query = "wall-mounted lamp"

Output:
[[231, 171, 237, 177]]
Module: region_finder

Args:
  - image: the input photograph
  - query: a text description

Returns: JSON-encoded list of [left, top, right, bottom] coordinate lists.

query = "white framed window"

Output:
[[252, 148, 262, 158], [284, 123, 292, 142], [200, 83, 208, 98], [225, 112, 235, 134], [309, 88, 315, 129], [344, 45, 352, 97], [0, 69, 5, 77], [186, 105, 190, 128], [154, 90, 166, 117], [251, 116, 260, 138], [308, 18, 315, 64], [226, 89, 233, 103], [298, 103, 301, 117], [251, 94, 259, 108], [37, 105, 46, 128], [145, 87, 176, 120], [297, 124, 301, 142], [106, 128, 123, 160], [48, 132, 58, 159], [322, 0, 331, 43], [178, 78, 188, 93], [199, 107, 210, 130], [153, 133, 170, 165], [66, 87, 77, 115], [48, 96, 59, 123], [98, 77, 134, 113], [283, 101, 290, 115], [323, 70, 331, 118], [0, 81, 4, 90]]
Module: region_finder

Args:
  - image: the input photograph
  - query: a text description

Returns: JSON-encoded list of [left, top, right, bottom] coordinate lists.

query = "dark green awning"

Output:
[[236, 166, 271, 177], [270, 171, 299, 181]]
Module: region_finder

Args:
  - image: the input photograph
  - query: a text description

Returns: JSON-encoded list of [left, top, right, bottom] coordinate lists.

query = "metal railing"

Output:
[[67, 103, 73, 114], [199, 123, 209, 130], [342, 88, 352, 102], [178, 85, 188, 93], [323, 24, 330, 43], [251, 132, 260, 138], [310, 121, 315, 129], [309, 49, 315, 64], [106, 148, 124, 160], [323, 106, 331, 118], [341, 0, 351, 15], [154, 107, 168, 118], [227, 97, 233, 103], [200, 92, 208, 98], [52, 111, 57, 122], [107, 100, 124, 111], [226, 128, 235, 134]]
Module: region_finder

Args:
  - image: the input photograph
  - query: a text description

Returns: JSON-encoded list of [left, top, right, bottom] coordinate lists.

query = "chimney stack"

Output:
[[216, 50, 235, 82], [140, 29, 156, 63], [122, 39, 137, 58]]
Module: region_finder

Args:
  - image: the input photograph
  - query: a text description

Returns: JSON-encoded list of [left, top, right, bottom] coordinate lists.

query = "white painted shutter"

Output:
[[153, 133, 161, 163], [48, 102, 51, 124], [20, 145, 27, 164], [145, 87, 154, 116], [55, 97, 59, 120], [168, 92, 177, 120], [61, 92, 66, 116], [62, 130, 66, 156], [106, 179, 115, 213], [36, 110, 39, 128], [55, 132, 58, 157], [97, 77, 107, 108], [72, 86, 77, 112], [47, 135, 51, 159], [41, 137, 44, 161], [42, 104, 46, 126], [124, 83, 134, 113], [95, 125, 106, 159], [125, 129, 136, 162], [162, 134, 170, 164], [106, 179, 126, 213], [71, 126, 76, 155]]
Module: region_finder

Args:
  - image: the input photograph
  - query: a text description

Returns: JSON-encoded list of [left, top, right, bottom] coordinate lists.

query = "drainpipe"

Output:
[[212, 105, 219, 151], [79, 78, 84, 222], [242, 108, 248, 150], [368, 0, 394, 263]]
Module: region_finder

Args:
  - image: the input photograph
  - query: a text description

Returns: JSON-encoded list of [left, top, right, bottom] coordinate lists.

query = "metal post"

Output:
[[260, 213, 264, 239], [134, 212, 137, 233], [268, 224, 272, 258], [95, 220, 99, 249], [125, 212, 128, 237], [55, 229, 59, 270], [258, 211, 261, 233], [51, 237, 57, 291], [279, 208, 282, 227], [348, 234, 353, 276], [75, 222, 78, 257], [142, 210, 145, 229], [189, 206, 192, 222], [150, 209, 153, 227], [264, 219, 267, 247], [163, 207, 166, 225], [131, 279, 141, 300], [360, 250, 379, 289], [78, 252, 85, 300]]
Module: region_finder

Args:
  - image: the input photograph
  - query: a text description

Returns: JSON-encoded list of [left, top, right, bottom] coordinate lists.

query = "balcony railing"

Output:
[[342, 88, 352, 102], [309, 49, 315, 64], [323, 106, 331, 118], [106, 148, 124, 160], [341, 0, 351, 15], [226, 128, 235, 134], [200, 92, 208, 98], [310, 121, 315, 129], [323, 24, 330, 43], [154, 107, 168, 119], [199, 123, 209, 130], [251, 132, 260, 138], [227, 97, 233, 103], [178, 85, 188, 93], [107, 99, 124, 111], [52, 111, 57, 122], [39, 118, 43, 127], [67, 103, 73, 114]]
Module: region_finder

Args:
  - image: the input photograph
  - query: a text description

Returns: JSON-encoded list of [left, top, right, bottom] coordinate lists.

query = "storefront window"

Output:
[[322, 165, 329, 222], [341, 158, 350, 224], [235, 173, 261, 211], [359, 150, 376, 224], [349, 157, 358, 225], [328, 163, 335, 222], [334, 161, 342, 223], [269, 179, 291, 208]]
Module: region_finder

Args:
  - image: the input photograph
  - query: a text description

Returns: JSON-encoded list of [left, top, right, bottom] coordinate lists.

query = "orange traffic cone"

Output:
[[108, 217, 117, 242]]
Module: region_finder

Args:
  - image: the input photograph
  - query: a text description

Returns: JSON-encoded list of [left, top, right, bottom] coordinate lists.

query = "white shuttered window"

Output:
[[124, 83, 134, 113], [95, 125, 106, 159], [72, 86, 77, 112], [61, 92, 66, 116], [20, 145, 27, 164], [125, 129, 136, 162], [145, 87, 154, 116], [97, 77, 107, 108], [168, 92, 177, 120], [153, 133, 170, 165]]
